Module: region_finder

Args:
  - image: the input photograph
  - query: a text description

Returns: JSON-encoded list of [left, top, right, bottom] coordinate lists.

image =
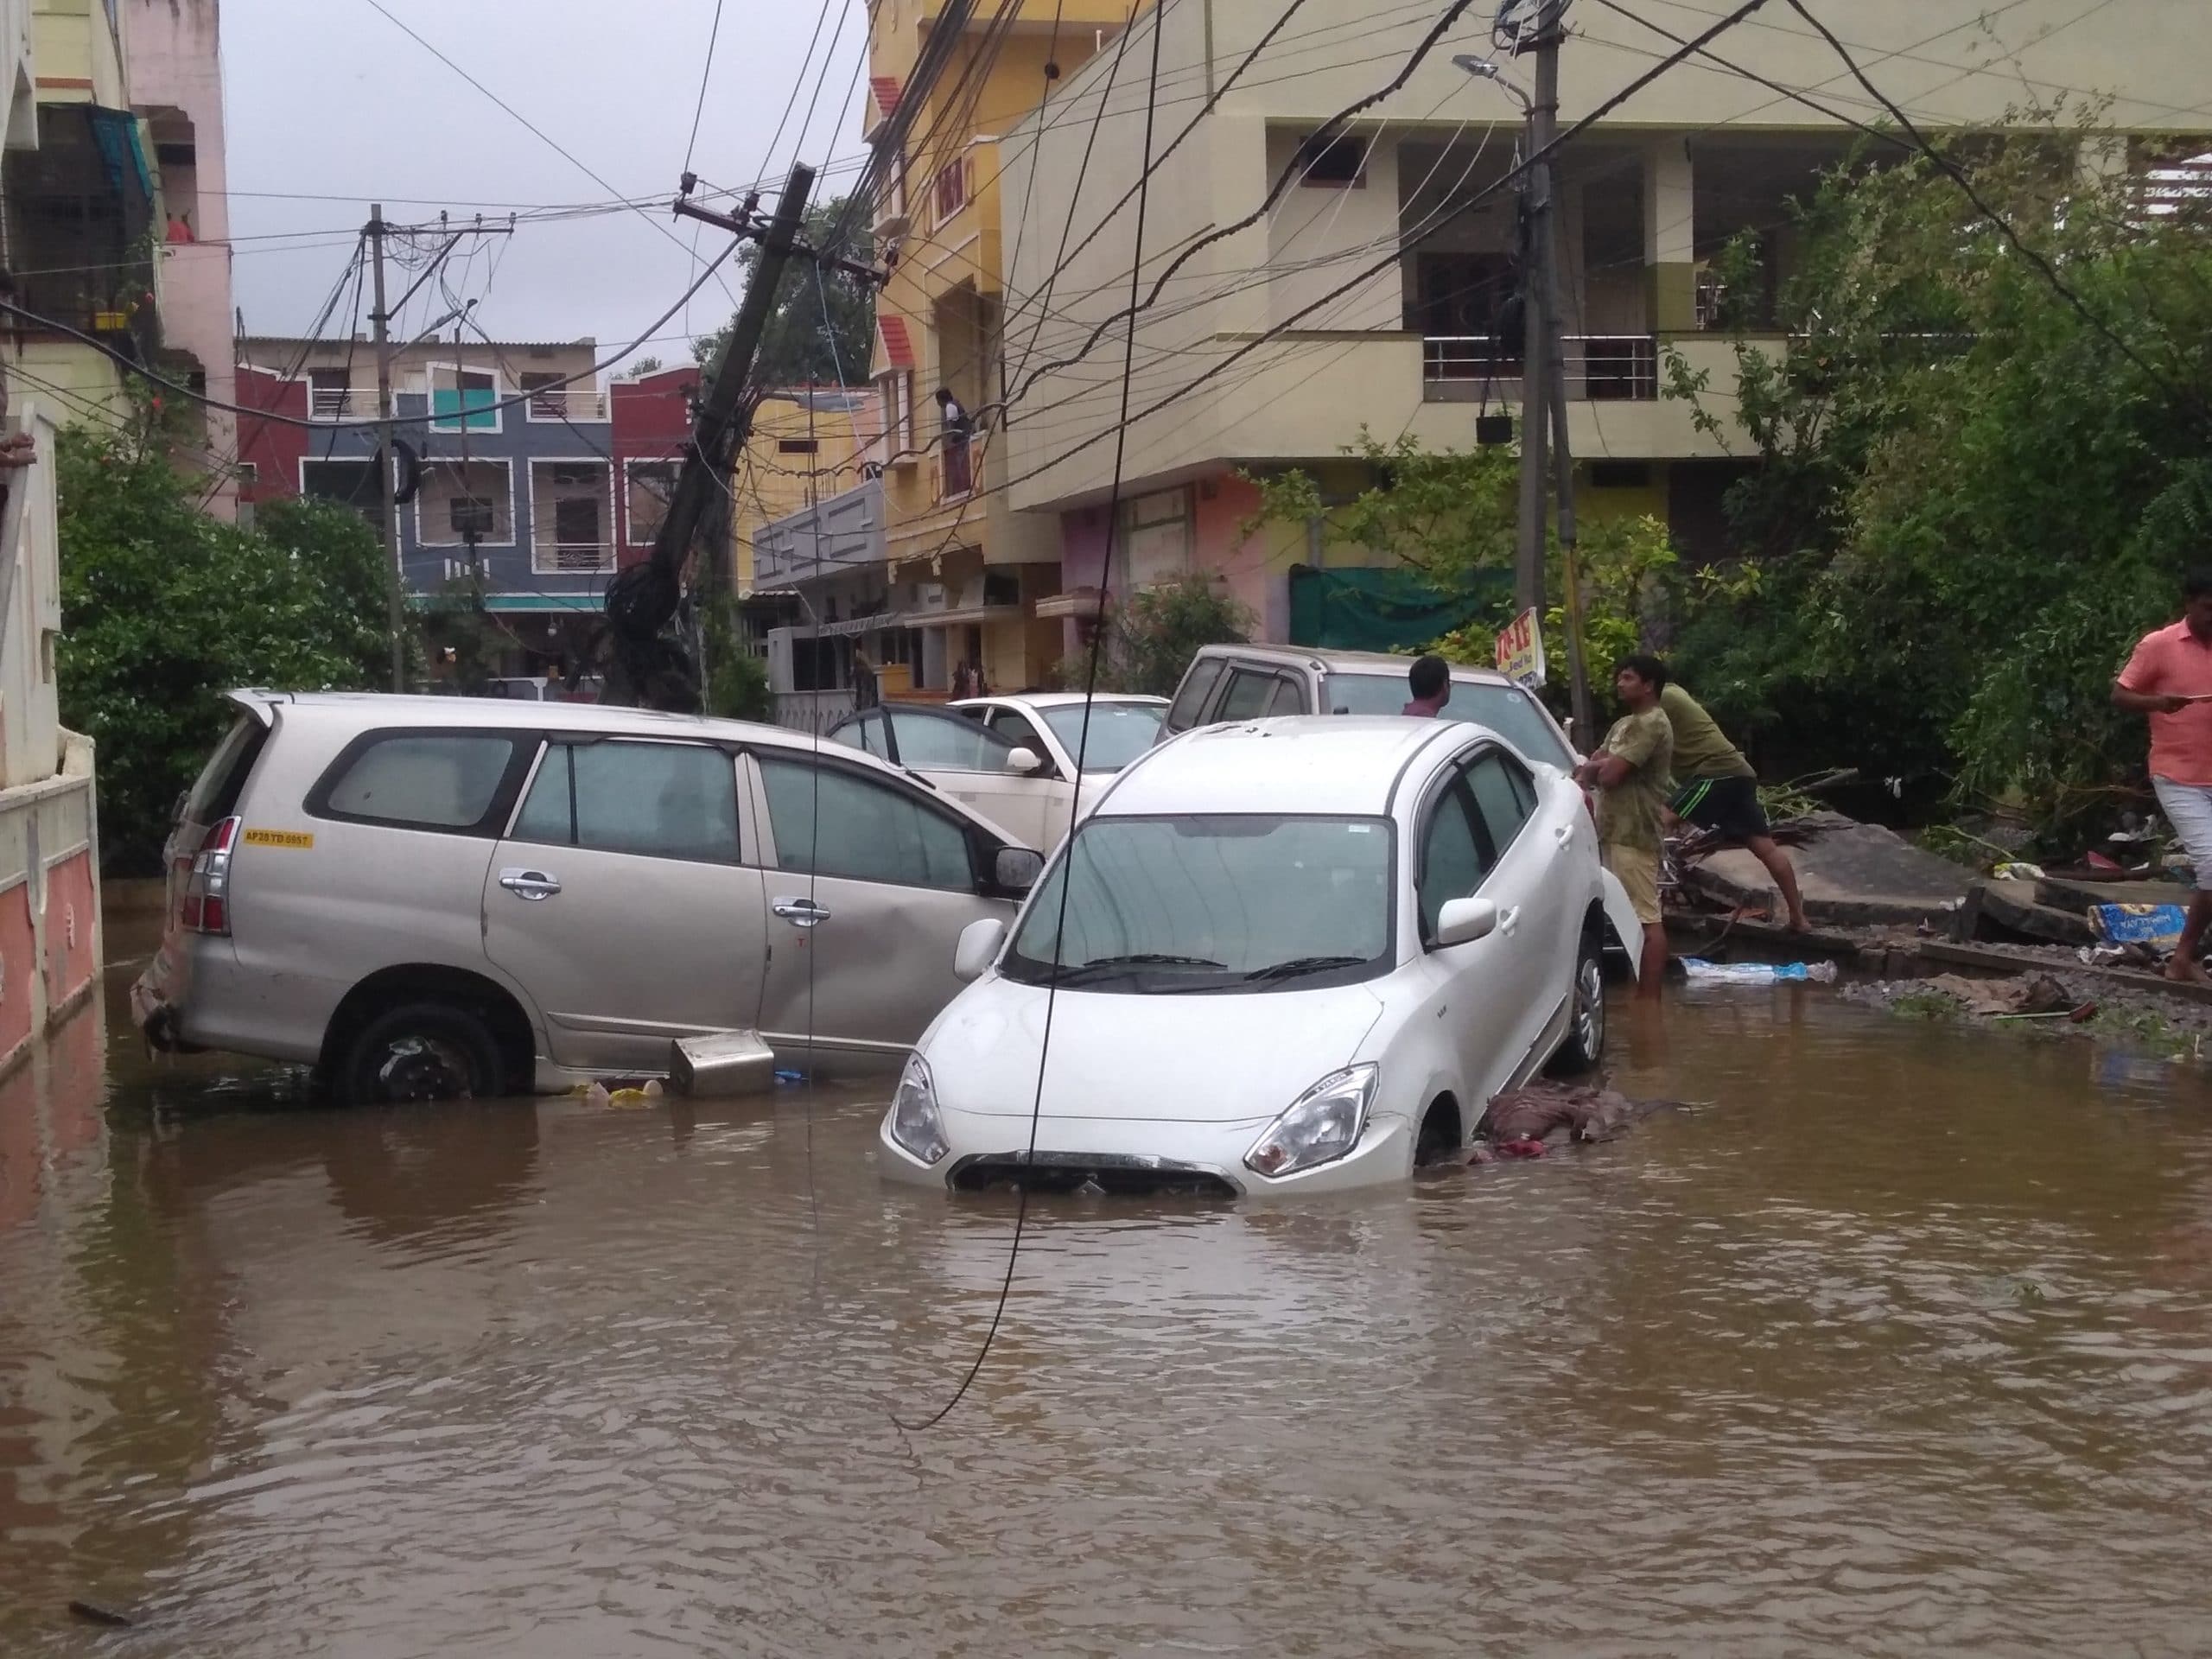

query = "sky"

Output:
[[220, 0, 870, 361]]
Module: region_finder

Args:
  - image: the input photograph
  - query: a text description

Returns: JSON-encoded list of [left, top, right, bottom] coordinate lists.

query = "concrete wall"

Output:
[[124, 0, 236, 519], [30, 0, 124, 107]]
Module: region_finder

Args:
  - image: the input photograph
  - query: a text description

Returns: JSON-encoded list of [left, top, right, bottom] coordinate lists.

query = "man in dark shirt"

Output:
[[1403, 654, 1451, 717]]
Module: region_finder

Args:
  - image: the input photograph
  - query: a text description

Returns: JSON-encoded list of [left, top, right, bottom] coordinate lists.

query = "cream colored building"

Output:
[[732, 387, 864, 596], [997, 0, 2212, 641]]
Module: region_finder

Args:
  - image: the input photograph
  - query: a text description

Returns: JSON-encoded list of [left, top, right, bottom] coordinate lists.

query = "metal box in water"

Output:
[[669, 1030, 777, 1097]]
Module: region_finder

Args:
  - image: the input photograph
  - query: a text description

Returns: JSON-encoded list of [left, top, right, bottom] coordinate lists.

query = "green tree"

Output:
[[693, 197, 874, 386], [700, 591, 772, 721], [1057, 575, 1253, 696], [55, 429, 397, 872], [1662, 106, 2212, 836]]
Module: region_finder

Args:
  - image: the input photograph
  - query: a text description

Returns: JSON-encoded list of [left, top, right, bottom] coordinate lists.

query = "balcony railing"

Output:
[[532, 540, 616, 575], [1422, 334, 1659, 401], [525, 386, 608, 423], [308, 385, 356, 419]]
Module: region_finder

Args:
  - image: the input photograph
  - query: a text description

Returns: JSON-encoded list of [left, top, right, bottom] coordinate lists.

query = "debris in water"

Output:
[[68, 1600, 132, 1628], [1478, 1083, 1681, 1158]]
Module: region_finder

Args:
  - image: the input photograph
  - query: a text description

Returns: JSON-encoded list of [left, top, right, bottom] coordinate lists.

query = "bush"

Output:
[[1058, 575, 1251, 697], [55, 429, 395, 872]]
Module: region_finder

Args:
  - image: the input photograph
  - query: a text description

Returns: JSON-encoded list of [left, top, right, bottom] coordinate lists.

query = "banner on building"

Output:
[[1494, 607, 1546, 688]]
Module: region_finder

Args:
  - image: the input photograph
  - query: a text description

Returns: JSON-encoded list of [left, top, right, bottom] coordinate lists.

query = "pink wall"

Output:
[[1193, 471, 1292, 641], [127, 0, 237, 518]]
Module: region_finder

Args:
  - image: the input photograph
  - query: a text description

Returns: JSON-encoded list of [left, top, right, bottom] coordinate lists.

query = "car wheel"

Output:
[[339, 1002, 505, 1105], [1549, 931, 1606, 1076]]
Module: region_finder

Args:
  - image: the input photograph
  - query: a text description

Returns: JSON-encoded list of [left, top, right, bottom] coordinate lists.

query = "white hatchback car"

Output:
[[880, 717, 1642, 1198]]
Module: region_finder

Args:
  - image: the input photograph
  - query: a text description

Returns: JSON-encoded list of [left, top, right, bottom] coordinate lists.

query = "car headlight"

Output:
[[1244, 1064, 1376, 1179], [888, 1052, 950, 1165]]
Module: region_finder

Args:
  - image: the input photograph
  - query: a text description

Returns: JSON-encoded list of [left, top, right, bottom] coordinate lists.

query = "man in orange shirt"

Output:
[[2113, 569, 2212, 982]]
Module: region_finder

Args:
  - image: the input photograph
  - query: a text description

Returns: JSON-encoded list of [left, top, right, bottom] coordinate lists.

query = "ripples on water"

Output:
[[3, 964, 2212, 1656]]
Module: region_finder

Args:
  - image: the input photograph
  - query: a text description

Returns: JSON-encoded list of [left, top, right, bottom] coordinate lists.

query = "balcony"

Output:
[[524, 384, 608, 423], [1422, 334, 1659, 402], [529, 459, 613, 577], [754, 477, 885, 591]]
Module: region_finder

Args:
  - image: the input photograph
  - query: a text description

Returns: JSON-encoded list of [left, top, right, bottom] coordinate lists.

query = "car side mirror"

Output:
[[994, 846, 1044, 893], [1433, 896, 1499, 948], [1002, 745, 1044, 775], [955, 917, 1007, 982]]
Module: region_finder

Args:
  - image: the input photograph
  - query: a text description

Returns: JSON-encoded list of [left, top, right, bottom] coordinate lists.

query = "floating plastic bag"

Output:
[[1680, 957, 1839, 984], [2088, 903, 2188, 945]]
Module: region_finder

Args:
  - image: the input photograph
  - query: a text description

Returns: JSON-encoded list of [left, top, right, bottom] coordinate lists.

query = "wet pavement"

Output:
[[4, 931, 2212, 1656]]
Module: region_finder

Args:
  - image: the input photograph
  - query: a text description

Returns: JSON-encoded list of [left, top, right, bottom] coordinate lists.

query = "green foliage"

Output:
[[1663, 108, 2212, 839], [56, 429, 395, 872], [417, 572, 504, 695], [701, 593, 772, 721], [1057, 575, 1253, 696], [694, 197, 874, 386]]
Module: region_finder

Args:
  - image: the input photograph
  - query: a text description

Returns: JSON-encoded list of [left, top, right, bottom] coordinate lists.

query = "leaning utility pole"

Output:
[[369, 205, 405, 692], [601, 163, 817, 708], [1512, 99, 1551, 618]]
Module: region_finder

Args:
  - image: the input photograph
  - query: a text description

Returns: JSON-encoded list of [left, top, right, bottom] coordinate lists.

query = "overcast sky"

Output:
[[220, 0, 868, 359]]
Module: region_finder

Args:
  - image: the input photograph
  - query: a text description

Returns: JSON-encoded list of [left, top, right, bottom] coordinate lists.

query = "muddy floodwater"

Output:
[[5, 936, 2212, 1656]]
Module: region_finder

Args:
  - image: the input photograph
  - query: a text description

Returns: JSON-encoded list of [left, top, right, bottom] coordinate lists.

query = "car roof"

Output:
[[949, 692, 1167, 710], [1102, 716, 1473, 818], [1193, 643, 1521, 687]]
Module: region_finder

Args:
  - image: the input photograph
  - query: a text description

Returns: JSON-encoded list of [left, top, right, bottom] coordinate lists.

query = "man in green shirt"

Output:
[[1574, 654, 1674, 998], [1660, 678, 1809, 933]]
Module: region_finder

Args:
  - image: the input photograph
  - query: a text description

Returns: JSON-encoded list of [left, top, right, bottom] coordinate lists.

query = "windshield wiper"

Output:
[[1049, 952, 1228, 985], [1242, 955, 1370, 982]]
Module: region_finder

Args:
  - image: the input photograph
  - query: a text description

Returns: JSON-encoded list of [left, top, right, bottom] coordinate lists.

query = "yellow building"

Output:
[[731, 386, 864, 597], [9, 0, 153, 420], [861, 0, 1143, 691]]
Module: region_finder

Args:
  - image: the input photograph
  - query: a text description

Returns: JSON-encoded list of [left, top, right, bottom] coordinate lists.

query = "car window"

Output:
[[988, 709, 1047, 753], [756, 755, 976, 891], [1216, 669, 1287, 722], [884, 708, 1021, 772], [511, 741, 739, 863], [1262, 676, 1306, 717], [182, 714, 267, 827], [830, 711, 885, 758], [1164, 657, 1226, 734], [1465, 749, 1535, 858], [1417, 782, 1493, 941], [1324, 673, 1573, 766], [1037, 702, 1166, 772], [318, 733, 519, 830]]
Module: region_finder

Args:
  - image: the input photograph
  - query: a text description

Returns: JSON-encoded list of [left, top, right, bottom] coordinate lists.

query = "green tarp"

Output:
[[1287, 563, 1511, 654]]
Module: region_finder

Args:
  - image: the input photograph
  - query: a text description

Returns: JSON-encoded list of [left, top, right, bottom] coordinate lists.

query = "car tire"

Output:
[[1548, 930, 1606, 1076], [339, 1002, 505, 1105]]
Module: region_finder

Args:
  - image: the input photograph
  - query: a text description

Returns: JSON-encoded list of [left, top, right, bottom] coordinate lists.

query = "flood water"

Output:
[[4, 934, 2212, 1656]]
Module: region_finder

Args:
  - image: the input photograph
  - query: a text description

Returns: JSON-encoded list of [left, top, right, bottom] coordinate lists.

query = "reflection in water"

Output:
[[1, 953, 2211, 1656]]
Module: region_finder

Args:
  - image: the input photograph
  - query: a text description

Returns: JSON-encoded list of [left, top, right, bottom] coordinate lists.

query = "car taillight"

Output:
[[180, 817, 239, 935]]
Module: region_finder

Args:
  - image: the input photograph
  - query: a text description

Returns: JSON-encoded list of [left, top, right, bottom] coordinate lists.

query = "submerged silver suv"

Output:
[[132, 692, 1042, 1103]]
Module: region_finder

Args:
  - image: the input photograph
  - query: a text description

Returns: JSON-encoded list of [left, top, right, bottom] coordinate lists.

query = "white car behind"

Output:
[[880, 716, 1641, 1198]]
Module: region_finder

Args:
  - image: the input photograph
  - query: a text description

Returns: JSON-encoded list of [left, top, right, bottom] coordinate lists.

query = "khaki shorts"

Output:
[[1603, 842, 1662, 925]]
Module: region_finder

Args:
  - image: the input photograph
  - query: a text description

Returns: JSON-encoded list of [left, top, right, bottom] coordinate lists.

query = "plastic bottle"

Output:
[[1679, 957, 1839, 984]]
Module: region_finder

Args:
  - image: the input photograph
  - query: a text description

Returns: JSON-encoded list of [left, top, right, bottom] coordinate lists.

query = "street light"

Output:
[[1452, 54, 1531, 119]]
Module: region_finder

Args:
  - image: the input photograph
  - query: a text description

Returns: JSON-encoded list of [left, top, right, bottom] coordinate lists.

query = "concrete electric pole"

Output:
[[368, 206, 404, 692]]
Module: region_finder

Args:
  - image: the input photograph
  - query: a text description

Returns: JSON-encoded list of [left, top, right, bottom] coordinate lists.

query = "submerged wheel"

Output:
[[338, 1002, 505, 1105], [1549, 931, 1606, 1076]]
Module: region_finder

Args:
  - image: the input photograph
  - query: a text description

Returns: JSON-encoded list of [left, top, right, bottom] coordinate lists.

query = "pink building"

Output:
[[124, 0, 236, 519]]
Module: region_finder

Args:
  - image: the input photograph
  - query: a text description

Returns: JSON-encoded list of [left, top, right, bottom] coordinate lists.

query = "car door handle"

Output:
[[773, 896, 832, 928], [498, 867, 561, 901], [1497, 905, 1521, 936], [1554, 821, 1575, 845]]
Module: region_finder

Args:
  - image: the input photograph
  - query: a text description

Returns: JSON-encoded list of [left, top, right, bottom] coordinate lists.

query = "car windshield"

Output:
[[1038, 702, 1165, 772], [1003, 814, 1394, 994], [1325, 672, 1573, 766]]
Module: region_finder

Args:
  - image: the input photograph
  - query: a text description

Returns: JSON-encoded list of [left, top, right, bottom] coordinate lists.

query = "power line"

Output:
[[893, 0, 1168, 1439], [683, 0, 729, 181]]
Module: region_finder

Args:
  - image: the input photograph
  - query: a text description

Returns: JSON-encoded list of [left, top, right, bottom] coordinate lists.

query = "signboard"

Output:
[[1494, 607, 1546, 688]]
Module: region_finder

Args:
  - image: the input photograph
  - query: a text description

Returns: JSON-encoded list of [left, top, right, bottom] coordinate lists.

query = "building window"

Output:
[[416, 459, 512, 546], [430, 366, 499, 431], [531, 459, 613, 574], [626, 459, 677, 544], [306, 366, 353, 420], [933, 156, 969, 224], [300, 458, 386, 533], [236, 461, 258, 487], [1293, 132, 1367, 187], [523, 372, 564, 420]]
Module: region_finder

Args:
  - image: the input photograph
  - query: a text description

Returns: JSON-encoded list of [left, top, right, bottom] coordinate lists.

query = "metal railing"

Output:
[[308, 385, 356, 419], [524, 386, 608, 422], [774, 689, 857, 734], [1421, 334, 1659, 401], [532, 540, 616, 575]]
